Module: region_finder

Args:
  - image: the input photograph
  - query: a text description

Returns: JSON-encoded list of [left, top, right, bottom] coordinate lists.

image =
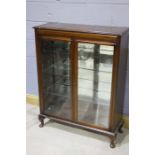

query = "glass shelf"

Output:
[[78, 78, 111, 92], [78, 66, 112, 73], [78, 87, 111, 104], [78, 68, 112, 83]]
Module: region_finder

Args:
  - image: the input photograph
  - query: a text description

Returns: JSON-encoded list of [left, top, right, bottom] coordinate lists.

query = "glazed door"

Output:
[[77, 42, 114, 128], [40, 38, 72, 120]]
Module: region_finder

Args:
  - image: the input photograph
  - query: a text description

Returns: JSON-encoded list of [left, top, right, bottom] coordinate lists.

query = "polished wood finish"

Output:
[[109, 31, 129, 131], [34, 22, 128, 36], [36, 29, 120, 44], [35, 30, 44, 114], [39, 36, 71, 42], [71, 39, 78, 121], [34, 22, 128, 148]]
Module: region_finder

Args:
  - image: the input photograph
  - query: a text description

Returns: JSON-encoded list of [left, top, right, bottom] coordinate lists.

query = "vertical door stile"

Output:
[[109, 45, 120, 130], [71, 39, 78, 122]]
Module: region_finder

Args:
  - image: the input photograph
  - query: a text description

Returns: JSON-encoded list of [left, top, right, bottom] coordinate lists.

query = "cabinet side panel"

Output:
[[34, 29, 44, 113], [114, 31, 129, 127]]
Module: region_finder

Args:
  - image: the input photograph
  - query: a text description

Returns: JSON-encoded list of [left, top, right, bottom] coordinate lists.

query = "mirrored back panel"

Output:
[[77, 43, 114, 128]]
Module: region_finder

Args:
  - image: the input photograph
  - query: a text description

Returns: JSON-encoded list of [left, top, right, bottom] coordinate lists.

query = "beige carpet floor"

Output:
[[26, 104, 129, 155]]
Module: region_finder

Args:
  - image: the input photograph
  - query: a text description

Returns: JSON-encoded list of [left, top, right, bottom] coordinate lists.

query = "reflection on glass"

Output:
[[78, 43, 114, 128], [41, 40, 71, 119]]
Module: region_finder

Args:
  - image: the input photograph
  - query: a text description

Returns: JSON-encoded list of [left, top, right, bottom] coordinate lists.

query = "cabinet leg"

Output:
[[118, 121, 124, 133], [38, 115, 45, 128], [110, 141, 115, 148], [110, 135, 117, 148]]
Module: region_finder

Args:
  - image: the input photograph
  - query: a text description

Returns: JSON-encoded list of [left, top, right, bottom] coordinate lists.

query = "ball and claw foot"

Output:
[[110, 142, 116, 148], [110, 134, 117, 148]]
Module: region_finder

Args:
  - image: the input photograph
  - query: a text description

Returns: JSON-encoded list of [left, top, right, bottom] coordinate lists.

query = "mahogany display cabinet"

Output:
[[34, 22, 128, 148]]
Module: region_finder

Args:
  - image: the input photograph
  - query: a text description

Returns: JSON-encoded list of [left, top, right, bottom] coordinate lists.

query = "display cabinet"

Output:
[[34, 22, 128, 148]]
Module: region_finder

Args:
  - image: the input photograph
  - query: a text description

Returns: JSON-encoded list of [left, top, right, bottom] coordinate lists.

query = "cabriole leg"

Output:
[[38, 115, 45, 128], [118, 121, 124, 133], [110, 134, 117, 148]]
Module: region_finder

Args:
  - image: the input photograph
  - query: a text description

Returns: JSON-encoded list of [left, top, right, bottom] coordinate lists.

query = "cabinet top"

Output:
[[34, 22, 128, 36]]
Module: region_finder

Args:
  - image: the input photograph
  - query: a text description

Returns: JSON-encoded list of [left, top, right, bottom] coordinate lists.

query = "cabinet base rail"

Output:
[[38, 114, 124, 148]]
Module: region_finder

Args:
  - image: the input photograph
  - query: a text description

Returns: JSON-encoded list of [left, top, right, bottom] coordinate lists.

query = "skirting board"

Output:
[[26, 94, 129, 129]]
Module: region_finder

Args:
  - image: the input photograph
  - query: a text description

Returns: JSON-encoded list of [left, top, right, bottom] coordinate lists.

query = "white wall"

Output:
[[26, 0, 129, 114]]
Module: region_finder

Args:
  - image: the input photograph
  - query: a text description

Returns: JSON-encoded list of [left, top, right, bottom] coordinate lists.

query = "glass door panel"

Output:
[[78, 43, 114, 128], [41, 39, 72, 120]]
